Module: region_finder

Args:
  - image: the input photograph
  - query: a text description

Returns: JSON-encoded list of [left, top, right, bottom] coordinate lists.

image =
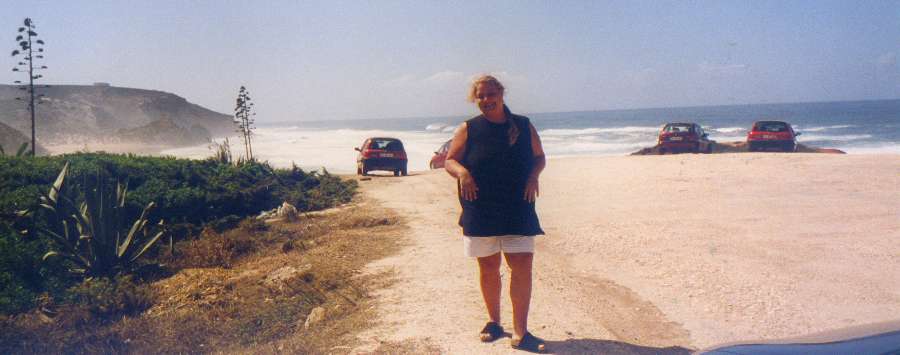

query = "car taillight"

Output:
[[362, 149, 375, 158]]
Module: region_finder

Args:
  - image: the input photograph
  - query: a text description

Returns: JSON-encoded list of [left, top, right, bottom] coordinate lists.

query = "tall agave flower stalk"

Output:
[[20, 162, 166, 277], [233, 86, 255, 161], [10, 17, 49, 158]]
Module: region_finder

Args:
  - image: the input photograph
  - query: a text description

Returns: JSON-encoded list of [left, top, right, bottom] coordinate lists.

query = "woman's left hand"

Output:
[[524, 176, 539, 203]]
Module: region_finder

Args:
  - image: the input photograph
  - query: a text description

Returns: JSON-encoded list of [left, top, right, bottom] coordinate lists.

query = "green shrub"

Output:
[[0, 153, 357, 316]]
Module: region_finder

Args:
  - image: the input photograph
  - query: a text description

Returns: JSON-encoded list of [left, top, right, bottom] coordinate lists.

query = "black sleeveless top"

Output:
[[458, 107, 544, 237]]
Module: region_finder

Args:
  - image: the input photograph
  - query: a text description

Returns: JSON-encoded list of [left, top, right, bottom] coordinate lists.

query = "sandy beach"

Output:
[[353, 153, 900, 353]]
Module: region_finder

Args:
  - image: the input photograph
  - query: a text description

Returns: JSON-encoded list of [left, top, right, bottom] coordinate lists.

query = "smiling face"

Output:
[[474, 82, 504, 117]]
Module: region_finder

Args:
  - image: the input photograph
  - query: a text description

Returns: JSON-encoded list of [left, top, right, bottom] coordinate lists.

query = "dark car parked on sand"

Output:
[[657, 122, 713, 154], [747, 120, 800, 152], [429, 139, 451, 170], [355, 137, 408, 176]]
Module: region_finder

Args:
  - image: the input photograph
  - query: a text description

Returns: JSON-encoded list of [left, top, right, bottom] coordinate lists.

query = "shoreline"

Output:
[[38, 138, 900, 177]]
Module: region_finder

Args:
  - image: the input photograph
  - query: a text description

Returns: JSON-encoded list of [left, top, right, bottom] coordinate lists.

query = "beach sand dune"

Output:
[[354, 153, 900, 353]]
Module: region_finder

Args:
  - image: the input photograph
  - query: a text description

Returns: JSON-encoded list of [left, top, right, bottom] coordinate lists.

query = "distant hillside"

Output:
[[0, 121, 47, 155], [0, 84, 234, 149]]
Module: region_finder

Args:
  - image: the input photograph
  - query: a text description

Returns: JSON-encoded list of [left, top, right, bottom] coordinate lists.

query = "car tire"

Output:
[[361, 162, 369, 176], [785, 143, 795, 152], [401, 165, 408, 176], [747, 142, 756, 152], [393, 169, 400, 177], [705, 143, 713, 154]]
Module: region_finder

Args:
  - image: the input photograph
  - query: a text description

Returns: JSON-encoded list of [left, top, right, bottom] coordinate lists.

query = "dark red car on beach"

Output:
[[657, 122, 713, 154], [429, 139, 451, 169], [746, 120, 800, 152], [355, 137, 408, 176]]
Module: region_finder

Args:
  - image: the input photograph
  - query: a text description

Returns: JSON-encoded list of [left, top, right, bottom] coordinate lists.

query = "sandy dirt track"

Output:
[[353, 153, 900, 353]]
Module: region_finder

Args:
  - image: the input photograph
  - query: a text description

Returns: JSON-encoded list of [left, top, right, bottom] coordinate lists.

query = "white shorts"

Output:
[[463, 235, 535, 258]]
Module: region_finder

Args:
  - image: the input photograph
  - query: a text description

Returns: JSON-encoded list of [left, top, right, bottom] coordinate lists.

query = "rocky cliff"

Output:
[[0, 84, 233, 149]]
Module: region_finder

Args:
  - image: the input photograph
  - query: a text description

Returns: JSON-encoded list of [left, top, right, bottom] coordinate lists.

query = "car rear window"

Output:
[[663, 124, 693, 133], [368, 139, 404, 151], [754, 122, 789, 132]]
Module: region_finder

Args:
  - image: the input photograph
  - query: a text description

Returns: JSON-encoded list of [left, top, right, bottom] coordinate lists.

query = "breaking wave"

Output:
[[540, 126, 660, 136], [797, 124, 855, 132], [798, 134, 873, 142]]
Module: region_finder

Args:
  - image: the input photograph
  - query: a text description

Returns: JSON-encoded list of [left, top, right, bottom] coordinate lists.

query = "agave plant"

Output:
[[20, 162, 166, 277]]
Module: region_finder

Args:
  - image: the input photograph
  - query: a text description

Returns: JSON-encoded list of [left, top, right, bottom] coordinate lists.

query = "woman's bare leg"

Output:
[[504, 252, 533, 338], [477, 252, 502, 323]]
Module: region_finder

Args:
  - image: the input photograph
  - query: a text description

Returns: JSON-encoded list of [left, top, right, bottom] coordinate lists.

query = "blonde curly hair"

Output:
[[468, 75, 505, 103]]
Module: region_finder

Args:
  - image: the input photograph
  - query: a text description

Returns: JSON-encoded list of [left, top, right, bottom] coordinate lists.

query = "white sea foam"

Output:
[[159, 120, 892, 174], [798, 134, 872, 142], [710, 127, 746, 133], [796, 124, 855, 132], [544, 141, 651, 157], [162, 127, 453, 174], [161, 126, 650, 173], [540, 126, 660, 136]]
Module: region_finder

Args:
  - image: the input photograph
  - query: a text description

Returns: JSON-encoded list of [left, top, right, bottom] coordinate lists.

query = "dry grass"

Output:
[[0, 204, 406, 354]]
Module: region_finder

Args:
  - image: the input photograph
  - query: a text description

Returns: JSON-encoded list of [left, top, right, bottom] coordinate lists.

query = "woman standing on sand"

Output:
[[444, 75, 547, 353]]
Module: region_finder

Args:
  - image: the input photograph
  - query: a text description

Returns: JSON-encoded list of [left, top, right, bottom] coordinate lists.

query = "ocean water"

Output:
[[163, 99, 900, 174]]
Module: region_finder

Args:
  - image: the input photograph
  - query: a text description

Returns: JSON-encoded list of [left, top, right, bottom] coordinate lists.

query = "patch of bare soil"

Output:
[[0, 204, 406, 354]]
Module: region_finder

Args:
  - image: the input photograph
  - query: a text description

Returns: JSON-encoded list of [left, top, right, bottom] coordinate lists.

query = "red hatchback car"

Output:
[[429, 139, 451, 169], [747, 120, 801, 152], [657, 122, 713, 154], [355, 137, 408, 176]]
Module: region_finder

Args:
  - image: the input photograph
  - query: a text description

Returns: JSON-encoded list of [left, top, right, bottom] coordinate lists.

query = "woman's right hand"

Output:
[[458, 171, 478, 201]]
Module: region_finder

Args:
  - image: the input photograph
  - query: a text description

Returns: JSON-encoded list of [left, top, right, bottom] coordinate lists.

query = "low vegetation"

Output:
[[0, 151, 411, 353], [0, 152, 356, 316], [1, 206, 404, 353]]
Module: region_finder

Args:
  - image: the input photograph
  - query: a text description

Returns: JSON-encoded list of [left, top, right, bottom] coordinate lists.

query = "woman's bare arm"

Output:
[[524, 122, 545, 202], [445, 122, 478, 201]]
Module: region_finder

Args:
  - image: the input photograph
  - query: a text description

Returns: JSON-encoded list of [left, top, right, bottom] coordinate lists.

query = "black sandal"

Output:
[[479, 321, 505, 342], [511, 332, 546, 353]]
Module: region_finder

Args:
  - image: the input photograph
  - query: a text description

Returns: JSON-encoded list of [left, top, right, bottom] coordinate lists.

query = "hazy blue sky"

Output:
[[3, 0, 898, 122]]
